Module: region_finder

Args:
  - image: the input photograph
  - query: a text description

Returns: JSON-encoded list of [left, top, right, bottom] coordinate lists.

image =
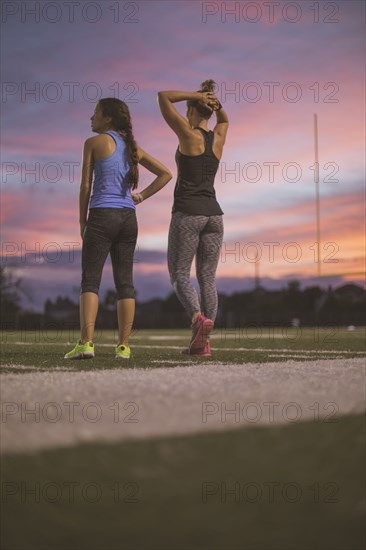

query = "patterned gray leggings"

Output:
[[167, 212, 224, 321]]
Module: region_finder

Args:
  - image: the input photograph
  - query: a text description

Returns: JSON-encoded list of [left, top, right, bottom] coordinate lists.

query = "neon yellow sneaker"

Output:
[[64, 340, 95, 360], [115, 344, 131, 359]]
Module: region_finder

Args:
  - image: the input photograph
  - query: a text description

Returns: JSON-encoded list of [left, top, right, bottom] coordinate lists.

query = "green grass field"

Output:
[[1, 415, 365, 550], [1, 327, 365, 373], [1, 328, 365, 549]]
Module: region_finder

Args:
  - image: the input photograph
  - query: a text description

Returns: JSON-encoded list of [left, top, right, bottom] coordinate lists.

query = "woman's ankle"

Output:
[[191, 311, 202, 325]]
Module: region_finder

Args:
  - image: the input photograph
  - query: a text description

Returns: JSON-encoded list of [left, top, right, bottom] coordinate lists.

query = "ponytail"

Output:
[[200, 79, 216, 93]]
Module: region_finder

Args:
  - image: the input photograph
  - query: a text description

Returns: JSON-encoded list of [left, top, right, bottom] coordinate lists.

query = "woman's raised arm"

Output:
[[157, 90, 214, 138]]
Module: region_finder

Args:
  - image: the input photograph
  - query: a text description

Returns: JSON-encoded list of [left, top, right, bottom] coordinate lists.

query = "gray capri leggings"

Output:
[[167, 211, 224, 321]]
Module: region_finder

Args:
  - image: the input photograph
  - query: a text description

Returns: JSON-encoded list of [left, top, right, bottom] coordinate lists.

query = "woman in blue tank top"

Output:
[[65, 98, 172, 360], [158, 80, 229, 357]]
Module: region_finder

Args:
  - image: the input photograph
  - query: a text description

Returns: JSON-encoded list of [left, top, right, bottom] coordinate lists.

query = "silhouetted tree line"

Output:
[[1, 267, 365, 329]]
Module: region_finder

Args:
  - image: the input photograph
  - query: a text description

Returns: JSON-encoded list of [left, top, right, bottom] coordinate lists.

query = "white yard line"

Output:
[[0, 358, 365, 455], [1, 365, 41, 371], [267, 354, 327, 360], [3, 341, 365, 355], [0, 364, 70, 371]]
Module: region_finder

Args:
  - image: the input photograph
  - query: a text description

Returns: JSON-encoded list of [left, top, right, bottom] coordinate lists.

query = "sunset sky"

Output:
[[1, 0, 365, 311]]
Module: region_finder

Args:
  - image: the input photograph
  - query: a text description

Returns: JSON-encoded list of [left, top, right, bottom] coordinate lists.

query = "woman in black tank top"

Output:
[[158, 80, 229, 357]]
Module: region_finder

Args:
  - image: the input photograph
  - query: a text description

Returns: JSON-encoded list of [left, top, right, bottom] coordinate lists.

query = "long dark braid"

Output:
[[98, 98, 139, 190]]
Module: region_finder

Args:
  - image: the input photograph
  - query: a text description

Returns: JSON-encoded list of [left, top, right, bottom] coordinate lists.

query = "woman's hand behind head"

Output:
[[199, 91, 215, 110]]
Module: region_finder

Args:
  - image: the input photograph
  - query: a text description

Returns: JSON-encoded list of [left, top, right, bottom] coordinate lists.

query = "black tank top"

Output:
[[172, 127, 224, 216]]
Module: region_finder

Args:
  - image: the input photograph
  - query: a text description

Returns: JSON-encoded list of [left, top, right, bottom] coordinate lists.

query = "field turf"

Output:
[[1, 328, 365, 549], [1, 327, 365, 373]]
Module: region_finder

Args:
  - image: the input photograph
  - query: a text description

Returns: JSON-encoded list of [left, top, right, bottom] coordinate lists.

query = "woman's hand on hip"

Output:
[[132, 193, 144, 205]]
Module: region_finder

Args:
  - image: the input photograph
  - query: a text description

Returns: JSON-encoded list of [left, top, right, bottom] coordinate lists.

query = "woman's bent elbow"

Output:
[[160, 170, 172, 182]]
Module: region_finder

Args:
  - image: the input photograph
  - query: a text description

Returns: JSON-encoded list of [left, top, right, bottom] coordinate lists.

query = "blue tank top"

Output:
[[89, 130, 135, 209]]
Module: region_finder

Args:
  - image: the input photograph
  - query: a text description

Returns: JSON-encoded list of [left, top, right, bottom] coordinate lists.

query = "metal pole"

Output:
[[314, 113, 321, 276], [255, 260, 260, 290]]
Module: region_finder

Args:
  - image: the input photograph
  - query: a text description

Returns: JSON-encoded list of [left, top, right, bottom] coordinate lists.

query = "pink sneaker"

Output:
[[181, 340, 211, 357], [189, 314, 214, 353]]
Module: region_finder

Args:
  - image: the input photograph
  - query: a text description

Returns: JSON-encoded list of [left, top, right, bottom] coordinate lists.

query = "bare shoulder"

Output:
[[85, 133, 112, 145], [84, 135, 100, 148], [83, 133, 118, 162]]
